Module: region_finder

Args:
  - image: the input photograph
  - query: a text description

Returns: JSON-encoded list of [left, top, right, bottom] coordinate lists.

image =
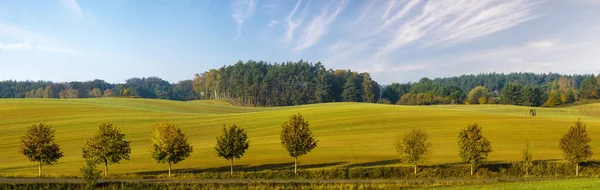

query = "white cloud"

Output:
[[0, 41, 80, 54], [376, 0, 540, 56], [232, 0, 257, 37], [59, 0, 84, 19], [527, 40, 555, 49], [285, 0, 311, 43], [293, 0, 348, 51], [318, 0, 543, 82]]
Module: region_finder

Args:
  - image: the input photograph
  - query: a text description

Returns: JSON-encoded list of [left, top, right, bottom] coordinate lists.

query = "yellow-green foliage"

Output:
[[1, 98, 600, 176]]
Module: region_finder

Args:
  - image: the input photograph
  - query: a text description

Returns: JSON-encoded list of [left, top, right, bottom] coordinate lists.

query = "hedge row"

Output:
[[113, 161, 600, 180]]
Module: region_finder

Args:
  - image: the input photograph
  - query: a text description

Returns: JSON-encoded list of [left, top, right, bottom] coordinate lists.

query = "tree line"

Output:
[[20, 115, 592, 178], [192, 60, 380, 106], [0, 78, 198, 101], [2, 61, 599, 107], [381, 74, 600, 106]]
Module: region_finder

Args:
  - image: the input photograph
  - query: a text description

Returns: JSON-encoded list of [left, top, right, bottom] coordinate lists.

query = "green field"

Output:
[[432, 178, 600, 189], [1, 98, 600, 176]]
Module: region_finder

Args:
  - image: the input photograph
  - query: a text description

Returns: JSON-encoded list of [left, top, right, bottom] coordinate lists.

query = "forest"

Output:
[[1, 60, 599, 107]]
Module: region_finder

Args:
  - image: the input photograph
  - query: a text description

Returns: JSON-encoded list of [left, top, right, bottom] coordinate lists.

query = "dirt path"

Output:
[[0, 177, 557, 184]]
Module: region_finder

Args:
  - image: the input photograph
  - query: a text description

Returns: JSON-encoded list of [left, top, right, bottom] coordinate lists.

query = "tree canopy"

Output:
[[559, 119, 592, 176], [280, 113, 318, 174], [82, 123, 132, 176], [395, 128, 433, 175], [215, 124, 250, 175], [20, 123, 63, 176], [150, 122, 193, 177], [458, 123, 492, 175]]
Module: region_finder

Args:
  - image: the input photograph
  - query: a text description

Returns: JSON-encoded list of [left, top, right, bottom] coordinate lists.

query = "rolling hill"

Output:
[[1, 98, 599, 176]]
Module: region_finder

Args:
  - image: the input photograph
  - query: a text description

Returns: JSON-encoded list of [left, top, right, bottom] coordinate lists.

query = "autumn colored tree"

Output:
[[20, 123, 63, 176], [151, 122, 193, 177], [280, 113, 318, 174], [458, 123, 492, 175], [468, 86, 489, 104], [559, 119, 592, 176], [395, 128, 433, 175]]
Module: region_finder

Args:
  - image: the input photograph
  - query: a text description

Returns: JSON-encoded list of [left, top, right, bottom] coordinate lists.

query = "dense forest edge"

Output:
[[1, 60, 599, 107]]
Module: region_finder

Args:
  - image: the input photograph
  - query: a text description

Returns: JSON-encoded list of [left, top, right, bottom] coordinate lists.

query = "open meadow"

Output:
[[1, 98, 600, 176]]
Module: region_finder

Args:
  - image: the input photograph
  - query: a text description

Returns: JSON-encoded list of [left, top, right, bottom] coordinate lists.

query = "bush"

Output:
[[80, 160, 102, 189]]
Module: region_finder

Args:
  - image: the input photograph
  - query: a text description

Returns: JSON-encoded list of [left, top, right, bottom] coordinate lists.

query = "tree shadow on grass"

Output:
[[345, 159, 399, 168], [133, 161, 347, 175]]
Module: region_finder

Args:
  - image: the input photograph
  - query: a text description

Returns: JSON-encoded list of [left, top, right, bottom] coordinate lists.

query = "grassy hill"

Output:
[[1, 98, 599, 176]]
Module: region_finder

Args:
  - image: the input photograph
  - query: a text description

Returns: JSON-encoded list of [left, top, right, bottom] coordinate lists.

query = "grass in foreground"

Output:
[[1, 98, 600, 176], [431, 178, 600, 190]]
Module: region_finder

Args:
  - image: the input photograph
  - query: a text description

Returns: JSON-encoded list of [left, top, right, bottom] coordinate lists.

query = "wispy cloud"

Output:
[[320, 0, 542, 80], [59, 0, 84, 19], [293, 0, 348, 51], [0, 41, 80, 54], [285, 0, 311, 43], [232, 0, 257, 37], [0, 21, 80, 54], [375, 0, 540, 56]]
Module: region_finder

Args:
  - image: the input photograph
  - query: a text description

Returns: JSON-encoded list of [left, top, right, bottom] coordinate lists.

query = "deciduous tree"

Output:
[[215, 124, 250, 175], [361, 73, 375, 103], [151, 122, 193, 177], [559, 119, 592, 176], [467, 86, 489, 105], [280, 113, 318, 174], [82, 123, 131, 176], [395, 128, 433, 175], [458, 123, 492, 175], [88, 88, 102, 98], [20, 123, 63, 176], [522, 140, 533, 176]]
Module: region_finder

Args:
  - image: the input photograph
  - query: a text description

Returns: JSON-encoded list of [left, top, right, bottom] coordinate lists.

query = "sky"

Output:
[[1, 0, 600, 84]]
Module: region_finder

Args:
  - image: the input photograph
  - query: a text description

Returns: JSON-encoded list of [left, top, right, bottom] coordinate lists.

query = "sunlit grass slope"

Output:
[[1, 98, 600, 176]]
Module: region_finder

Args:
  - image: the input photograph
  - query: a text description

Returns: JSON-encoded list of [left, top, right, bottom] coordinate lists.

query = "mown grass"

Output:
[[1, 98, 600, 176], [2, 178, 599, 190], [430, 178, 600, 190]]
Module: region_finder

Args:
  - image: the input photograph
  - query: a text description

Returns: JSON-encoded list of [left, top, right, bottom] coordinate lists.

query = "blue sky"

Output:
[[1, 0, 600, 84]]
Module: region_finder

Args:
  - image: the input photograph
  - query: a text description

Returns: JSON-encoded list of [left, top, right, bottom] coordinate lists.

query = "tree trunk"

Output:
[[525, 165, 528, 177], [38, 161, 42, 177], [230, 159, 234, 175], [414, 163, 417, 175], [168, 162, 172, 178], [104, 162, 108, 177], [576, 162, 579, 176], [470, 163, 474, 176], [294, 157, 298, 175]]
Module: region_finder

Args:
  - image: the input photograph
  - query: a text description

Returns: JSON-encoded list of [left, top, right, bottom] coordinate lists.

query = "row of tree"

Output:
[[19, 113, 317, 177], [396, 119, 592, 176], [21, 115, 592, 178]]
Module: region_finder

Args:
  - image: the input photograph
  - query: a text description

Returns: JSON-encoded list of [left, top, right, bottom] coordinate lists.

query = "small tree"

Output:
[[280, 113, 318, 174], [559, 119, 592, 176], [82, 123, 132, 176], [395, 128, 433, 175], [215, 124, 250, 175], [522, 140, 533, 176], [151, 122, 193, 177], [80, 159, 102, 189], [458, 123, 492, 176], [20, 123, 64, 176]]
